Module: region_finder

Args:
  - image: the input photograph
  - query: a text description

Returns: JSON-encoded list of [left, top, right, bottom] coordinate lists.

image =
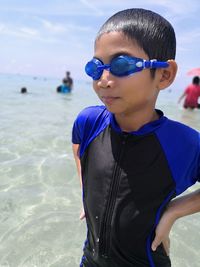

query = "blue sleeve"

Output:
[[72, 106, 96, 144], [71, 106, 110, 157], [72, 111, 84, 144], [156, 120, 200, 195]]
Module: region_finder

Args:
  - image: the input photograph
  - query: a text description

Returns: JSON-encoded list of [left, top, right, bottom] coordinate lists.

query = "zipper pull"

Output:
[[122, 132, 129, 144]]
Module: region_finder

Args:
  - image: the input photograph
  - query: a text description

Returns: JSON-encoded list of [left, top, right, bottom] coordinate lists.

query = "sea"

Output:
[[0, 73, 200, 267]]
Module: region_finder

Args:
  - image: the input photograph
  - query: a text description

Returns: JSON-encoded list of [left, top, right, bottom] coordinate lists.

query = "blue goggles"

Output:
[[85, 55, 169, 80]]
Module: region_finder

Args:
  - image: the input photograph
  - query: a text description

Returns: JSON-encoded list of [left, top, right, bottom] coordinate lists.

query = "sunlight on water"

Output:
[[0, 74, 200, 267]]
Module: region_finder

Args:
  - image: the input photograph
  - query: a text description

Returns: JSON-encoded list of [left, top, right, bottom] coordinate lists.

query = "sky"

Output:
[[0, 0, 200, 83]]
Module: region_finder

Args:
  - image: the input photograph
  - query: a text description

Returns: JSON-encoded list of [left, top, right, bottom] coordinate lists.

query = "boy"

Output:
[[72, 8, 200, 267]]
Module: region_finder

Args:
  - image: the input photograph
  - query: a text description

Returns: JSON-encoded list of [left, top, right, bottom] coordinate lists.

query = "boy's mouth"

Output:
[[101, 96, 120, 104]]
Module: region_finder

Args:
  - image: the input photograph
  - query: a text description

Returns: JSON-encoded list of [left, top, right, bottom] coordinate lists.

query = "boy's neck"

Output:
[[114, 108, 159, 132]]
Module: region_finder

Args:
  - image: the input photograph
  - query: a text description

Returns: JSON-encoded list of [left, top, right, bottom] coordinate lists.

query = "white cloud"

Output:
[[0, 0, 199, 18], [79, 0, 103, 15], [40, 19, 66, 33], [38, 18, 92, 34], [0, 1, 104, 17], [149, 0, 199, 15], [20, 27, 38, 36], [178, 28, 200, 45], [0, 23, 6, 32], [0, 26, 60, 43]]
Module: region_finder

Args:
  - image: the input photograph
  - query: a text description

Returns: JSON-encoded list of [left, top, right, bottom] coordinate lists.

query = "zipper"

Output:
[[146, 189, 176, 267], [99, 133, 128, 258]]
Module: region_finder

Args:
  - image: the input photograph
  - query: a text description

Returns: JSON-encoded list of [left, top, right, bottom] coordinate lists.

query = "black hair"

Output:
[[96, 8, 176, 77], [193, 76, 199, 85]]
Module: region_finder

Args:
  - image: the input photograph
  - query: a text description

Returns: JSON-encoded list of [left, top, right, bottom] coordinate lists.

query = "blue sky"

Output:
[[0, 0, 199, 83]]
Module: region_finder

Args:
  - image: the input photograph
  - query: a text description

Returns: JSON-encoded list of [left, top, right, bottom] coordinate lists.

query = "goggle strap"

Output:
[[144, 60, 169, 69]]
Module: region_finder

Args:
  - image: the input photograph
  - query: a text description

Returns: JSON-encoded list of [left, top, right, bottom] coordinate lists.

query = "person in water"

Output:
[[20, 87, 27, 94], [72, 8, 200, 267], [56, 78, 71, 93], [65, 71, 73, 90], [178, 76, 200, 109]]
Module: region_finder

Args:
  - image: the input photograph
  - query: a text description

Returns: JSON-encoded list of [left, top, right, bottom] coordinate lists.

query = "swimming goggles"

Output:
[[85, 55, 169, 80]]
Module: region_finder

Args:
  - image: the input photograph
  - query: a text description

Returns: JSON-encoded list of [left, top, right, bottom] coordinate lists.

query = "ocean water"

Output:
[[0, 73, 200, 267]]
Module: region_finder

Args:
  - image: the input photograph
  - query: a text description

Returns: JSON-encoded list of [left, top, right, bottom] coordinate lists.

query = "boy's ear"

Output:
[[157, 60, 178, 90]]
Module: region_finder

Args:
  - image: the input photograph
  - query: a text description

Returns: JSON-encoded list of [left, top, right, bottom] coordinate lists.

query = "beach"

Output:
[[0, 73, 200, 267]]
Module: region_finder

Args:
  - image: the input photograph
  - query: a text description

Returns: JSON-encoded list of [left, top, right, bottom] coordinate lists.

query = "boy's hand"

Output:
[[151, 209, 175, 256], [152, 189, 200, 254], [152, 234, 170, 256], [80, 207, 85, 220]]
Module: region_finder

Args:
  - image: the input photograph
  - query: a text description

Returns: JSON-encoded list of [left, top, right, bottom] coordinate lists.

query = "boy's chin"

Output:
[[104, 105, 124, 115]]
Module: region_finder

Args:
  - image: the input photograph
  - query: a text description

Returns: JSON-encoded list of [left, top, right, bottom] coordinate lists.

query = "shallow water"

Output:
[[0, 73, 200, 266]]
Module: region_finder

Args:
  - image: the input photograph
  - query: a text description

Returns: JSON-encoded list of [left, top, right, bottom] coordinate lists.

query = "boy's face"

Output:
[[93, 31, 162, 117]]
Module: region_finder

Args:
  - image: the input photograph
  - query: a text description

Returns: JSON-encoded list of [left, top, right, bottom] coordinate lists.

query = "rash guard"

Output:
[[72, 105, 200, 267]]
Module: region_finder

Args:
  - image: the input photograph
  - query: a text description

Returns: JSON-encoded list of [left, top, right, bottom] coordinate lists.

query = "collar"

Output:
[[110, 109, 167, 135]]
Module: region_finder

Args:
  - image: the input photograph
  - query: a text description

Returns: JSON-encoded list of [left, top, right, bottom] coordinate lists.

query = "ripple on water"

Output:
[[0, 210, 85, 267], [0, 149, 20, 164]]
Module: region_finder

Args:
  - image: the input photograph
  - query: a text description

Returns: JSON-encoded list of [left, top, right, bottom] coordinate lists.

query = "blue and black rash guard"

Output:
[[72, 105, 200, 267]]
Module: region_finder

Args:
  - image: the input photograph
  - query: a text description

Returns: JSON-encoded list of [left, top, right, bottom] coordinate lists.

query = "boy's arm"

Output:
[[72, 143, 82, 186], [152, 189, 200, 254], [72, 143, 85, 220]]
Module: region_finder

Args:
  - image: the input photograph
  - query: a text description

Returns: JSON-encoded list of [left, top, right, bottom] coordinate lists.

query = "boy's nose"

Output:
[[97, 70, 114, 88]]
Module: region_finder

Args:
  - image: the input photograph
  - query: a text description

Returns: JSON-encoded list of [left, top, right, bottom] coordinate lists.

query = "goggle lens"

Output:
[[85, 58, 103, 80], [110, 56, 138, 77]]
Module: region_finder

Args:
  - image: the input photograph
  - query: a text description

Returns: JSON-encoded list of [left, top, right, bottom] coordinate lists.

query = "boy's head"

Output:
[[96, 8, 176, 62], [85, 8, 177, 117]]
